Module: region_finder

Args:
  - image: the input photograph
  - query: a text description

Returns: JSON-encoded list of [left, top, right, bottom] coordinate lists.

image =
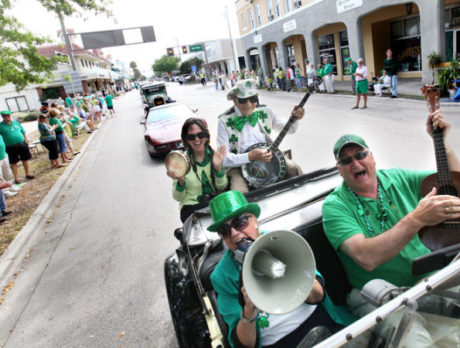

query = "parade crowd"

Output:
[[167, 76, 460, 347], [0, 92, 116, 224]]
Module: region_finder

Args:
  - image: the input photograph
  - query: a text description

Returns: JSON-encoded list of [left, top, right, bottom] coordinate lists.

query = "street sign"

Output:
[[61, 71, 83, 95], [191, 65, 197, 73], [189, 44, 204, 52]]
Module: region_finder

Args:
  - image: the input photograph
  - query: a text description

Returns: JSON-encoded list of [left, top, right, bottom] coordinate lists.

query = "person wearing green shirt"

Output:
[[104, 94, 115, 118], [167, 118, 228, 223], [208, 191, 355, 348], [322, 57, 334, 93], [0, 111, 34, 184], [48, 108, 71, 163], [346, 57, 358, 95], [322, 111, 460, 346]]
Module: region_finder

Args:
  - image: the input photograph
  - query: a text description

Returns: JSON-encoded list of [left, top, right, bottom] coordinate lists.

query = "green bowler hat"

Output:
[[208, 190, 260, 232], [1, 110, 12, 116], [333, 134, 369, 159]]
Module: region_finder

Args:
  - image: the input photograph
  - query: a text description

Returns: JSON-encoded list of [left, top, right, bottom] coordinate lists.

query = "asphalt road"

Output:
[[0, 83, 459, 347]]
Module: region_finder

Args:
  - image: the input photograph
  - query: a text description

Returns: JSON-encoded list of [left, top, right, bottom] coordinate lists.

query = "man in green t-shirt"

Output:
[[0, 111, 34, 184], [104, 94, 116, 118], [346, 57, 358, 95], [322, 111, 460, 345]]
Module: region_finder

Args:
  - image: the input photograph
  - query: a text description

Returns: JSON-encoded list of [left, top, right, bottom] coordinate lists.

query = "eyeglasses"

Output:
[[337, 150, 369, 166], [185, 131, 209, 142], [237, 96, 258, 104], [217, 214, 251, 238]]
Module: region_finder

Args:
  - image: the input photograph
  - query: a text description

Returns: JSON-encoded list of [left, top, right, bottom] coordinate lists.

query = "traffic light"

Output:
[[182, 46, 188, 54], [167, 48, 174, 56]]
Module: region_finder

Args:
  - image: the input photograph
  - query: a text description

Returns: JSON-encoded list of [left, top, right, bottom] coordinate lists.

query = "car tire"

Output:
[[164, 254, 211, 348]]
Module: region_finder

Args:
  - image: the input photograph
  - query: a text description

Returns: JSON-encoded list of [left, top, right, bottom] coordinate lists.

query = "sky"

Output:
[[8, 0, 240, 75]]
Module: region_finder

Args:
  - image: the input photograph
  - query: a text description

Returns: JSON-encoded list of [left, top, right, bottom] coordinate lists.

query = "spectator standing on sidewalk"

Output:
[[278, 67, 286, 91], [0, 186, 13, 224], [317, 63, 326, 93], [104, 92, 116, 117], [323, 57, 335, 93], [346, 58, 358, 95], [384, 49, 398, 98], [48, 109, 71, 164], [0, 134, 20, 198], [0, 111, 34, 184], [352, 58, 369, 110], [295, 63, 303, 90], [37, 114, 63, 169]]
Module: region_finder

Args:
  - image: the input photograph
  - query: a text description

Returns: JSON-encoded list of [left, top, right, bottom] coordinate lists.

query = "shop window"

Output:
[[6, 96, 29, 112], [275, 0, 281, 17], [339, 31, 351, 75], [390, 16, 421, 72], [255, 4, 262, 26], [267, 0, 274, 20], [249, 8, 255, 29], [318, 33, 337, 74]]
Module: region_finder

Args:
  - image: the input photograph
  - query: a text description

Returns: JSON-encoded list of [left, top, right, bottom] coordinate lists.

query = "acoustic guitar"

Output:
[[419, 85, 460, 250]]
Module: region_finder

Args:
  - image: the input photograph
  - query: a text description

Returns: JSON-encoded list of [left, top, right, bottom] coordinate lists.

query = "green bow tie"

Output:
[[233, 112, 259, 132]]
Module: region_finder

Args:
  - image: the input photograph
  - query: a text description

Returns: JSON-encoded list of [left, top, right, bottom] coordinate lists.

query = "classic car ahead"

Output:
[[140, 82, 174, 109], [141, 103, 195, 157], [164, 168, 460, 348]]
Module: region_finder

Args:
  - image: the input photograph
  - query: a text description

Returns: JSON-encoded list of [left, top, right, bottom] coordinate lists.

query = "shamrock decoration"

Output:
[[245, 81, 252, 88], [229, 134, 239, 143], [264, 126, 271, 134], [226, 118, 234, 129], [257, 110, 268, 121], [257, 314, 270, 329]]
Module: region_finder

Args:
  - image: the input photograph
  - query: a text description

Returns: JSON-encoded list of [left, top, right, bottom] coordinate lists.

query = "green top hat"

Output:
[[1, 110, 12, 116], [208, 191, 260, 232], [333, 134, 368, 159]]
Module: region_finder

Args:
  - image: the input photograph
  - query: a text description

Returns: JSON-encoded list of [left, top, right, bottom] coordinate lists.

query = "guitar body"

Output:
[[419, 171, 460, 250], [241, 143, 287, 188]]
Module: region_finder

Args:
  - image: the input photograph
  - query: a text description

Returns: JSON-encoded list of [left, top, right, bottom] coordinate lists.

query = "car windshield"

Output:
[[313, 257, 460, 348], [146, 104, 192, 124]]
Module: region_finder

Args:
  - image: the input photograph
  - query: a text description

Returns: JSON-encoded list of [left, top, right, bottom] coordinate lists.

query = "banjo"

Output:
[[241, 76, 322, 188]]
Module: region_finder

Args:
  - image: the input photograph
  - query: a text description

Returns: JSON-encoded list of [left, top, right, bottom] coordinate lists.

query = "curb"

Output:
[[0, 119, 105, 290]]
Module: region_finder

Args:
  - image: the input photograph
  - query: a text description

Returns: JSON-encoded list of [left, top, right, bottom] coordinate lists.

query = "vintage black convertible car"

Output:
[[164, 167, 460, 348]]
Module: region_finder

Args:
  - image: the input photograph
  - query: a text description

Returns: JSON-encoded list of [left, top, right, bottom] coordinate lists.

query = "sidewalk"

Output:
[[333, 77, 424, 97]]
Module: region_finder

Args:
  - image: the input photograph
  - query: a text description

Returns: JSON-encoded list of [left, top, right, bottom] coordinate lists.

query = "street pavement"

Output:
[[0, 83, 459, 347]]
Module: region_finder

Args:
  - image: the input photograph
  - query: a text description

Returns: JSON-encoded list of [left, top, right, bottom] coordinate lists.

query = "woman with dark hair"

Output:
[[167, 118, 228, 222], [37, 114, 63, 168]]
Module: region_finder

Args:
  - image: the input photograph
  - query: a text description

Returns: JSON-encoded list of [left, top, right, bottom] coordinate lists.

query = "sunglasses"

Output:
[[337, 150, 369, 166], [185, 131, 209, 142], [237, 96, 258, 104], [217, 214, 251, 238]]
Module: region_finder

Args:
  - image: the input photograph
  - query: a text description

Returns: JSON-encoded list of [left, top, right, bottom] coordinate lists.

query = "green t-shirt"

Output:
[[324, 63, 333, 75], [49, 117, 64, 133], [0, 120, 25, 146], [317, 68, 324, 77], [0, 135, 6, 160], [322, 168, 433, 290], [65, 97, 73, 107], [295, 68, 301, 78], [349, 61, 358, 75], [69, 115, 79, 128], [104, 94, 113, 107]]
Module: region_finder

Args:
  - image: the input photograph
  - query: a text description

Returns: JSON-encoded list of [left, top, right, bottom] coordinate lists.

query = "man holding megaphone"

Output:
[[208, 191, 355, 348]]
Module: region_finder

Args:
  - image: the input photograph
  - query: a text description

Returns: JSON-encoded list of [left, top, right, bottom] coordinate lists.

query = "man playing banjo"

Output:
[[217, 79, 304, 193]]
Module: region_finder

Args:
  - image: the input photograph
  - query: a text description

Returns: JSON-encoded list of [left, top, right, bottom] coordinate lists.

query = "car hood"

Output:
[[145, 118, 183, 143]]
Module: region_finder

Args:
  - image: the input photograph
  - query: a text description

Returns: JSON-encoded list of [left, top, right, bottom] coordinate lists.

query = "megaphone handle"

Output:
[[238, 271, 245, 308]]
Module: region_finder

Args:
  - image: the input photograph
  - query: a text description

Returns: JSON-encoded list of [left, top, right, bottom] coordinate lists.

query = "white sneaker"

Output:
[[10, 185, 21, 192], [4, 190, 18, 198]]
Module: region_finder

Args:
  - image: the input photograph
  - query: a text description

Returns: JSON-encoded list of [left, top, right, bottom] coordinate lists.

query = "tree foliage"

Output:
[[129, 60, 141, 81], [0, 0, 111, 91], [152, 55, 180, 75], [179, 57, 204, 75]]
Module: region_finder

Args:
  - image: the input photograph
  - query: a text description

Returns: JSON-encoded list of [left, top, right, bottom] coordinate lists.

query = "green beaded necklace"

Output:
[[346, 182, 389, 236]]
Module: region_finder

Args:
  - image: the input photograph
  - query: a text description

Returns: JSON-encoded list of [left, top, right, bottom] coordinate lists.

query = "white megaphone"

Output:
[[242, 230, 316, 315]]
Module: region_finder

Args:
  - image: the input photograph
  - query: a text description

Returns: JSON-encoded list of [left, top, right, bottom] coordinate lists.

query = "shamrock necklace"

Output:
[[346, 182, 389, 236]]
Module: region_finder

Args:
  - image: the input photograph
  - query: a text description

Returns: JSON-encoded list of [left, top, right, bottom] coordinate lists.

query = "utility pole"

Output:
[[225, 4, 239, 72], [176, 37, 182, 64], [57, 10, 77, 71]]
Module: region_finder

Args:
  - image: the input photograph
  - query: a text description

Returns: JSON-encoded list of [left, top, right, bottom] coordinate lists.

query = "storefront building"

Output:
[[235, 0, 455, 83]]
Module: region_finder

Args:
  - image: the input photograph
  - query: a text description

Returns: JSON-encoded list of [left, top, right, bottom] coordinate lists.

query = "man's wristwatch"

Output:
[[240, 310, 257, 324]]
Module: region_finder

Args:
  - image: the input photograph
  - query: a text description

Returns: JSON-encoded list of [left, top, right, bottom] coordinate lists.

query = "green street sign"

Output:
[[189, 44, 204, 52]]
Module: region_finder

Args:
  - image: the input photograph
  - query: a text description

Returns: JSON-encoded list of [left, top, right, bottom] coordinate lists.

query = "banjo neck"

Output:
[[272, 90, 312, 149]]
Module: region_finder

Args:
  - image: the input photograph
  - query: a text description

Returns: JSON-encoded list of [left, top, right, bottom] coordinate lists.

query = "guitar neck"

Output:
[[272, 91, 312, 149], [432, 125, 453, 187]]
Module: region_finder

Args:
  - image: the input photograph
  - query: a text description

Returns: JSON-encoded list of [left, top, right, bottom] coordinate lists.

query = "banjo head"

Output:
[[165, 150, 191, 178], [242, 143, 287, 188]]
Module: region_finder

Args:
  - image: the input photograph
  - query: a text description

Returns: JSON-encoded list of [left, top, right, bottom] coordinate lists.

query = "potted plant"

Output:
[[427, 52, 442, 84], [437, 59, 460, 96]]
